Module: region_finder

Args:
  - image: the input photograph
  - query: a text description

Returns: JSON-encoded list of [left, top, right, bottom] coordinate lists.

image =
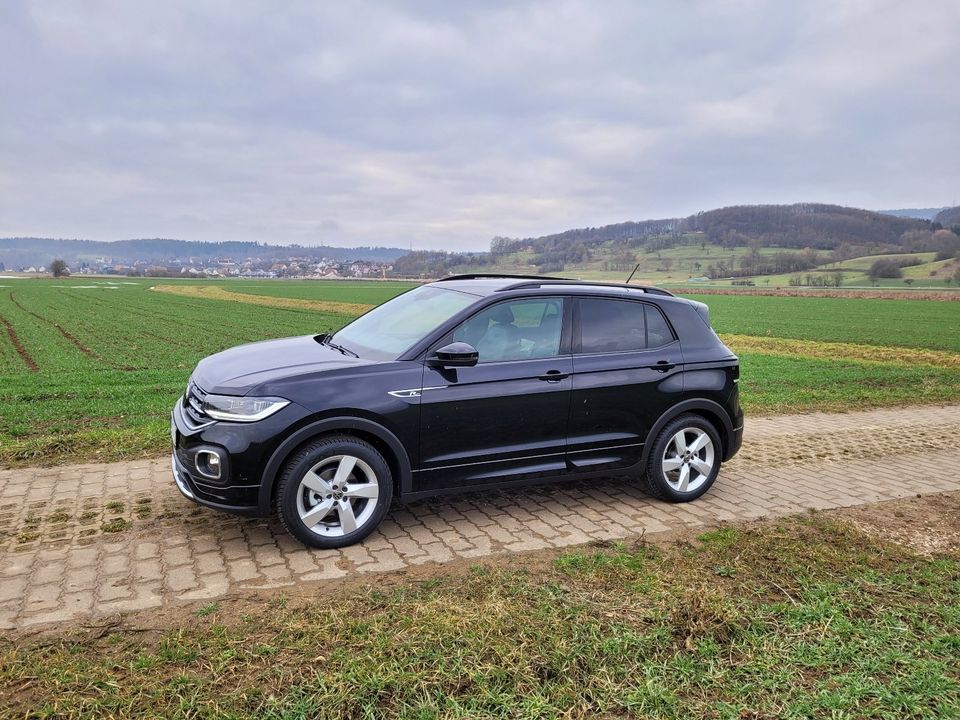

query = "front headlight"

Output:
[[202, 394, 290, 422]]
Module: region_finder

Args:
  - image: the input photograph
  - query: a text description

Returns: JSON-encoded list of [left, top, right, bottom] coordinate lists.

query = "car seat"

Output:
[[476, 304, 521, 361], [530, 313, 561, 357]]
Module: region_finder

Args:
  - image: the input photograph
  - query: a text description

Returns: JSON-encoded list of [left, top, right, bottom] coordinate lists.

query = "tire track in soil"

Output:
[[56, 291, 199, 364], [0, 314, 39, 372], [7, 291, 134, 371], [63, 290, 281, 347]]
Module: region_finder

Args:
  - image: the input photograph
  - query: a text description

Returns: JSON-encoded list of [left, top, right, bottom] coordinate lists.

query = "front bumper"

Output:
[[170, 450, 264, 516], [170, 404, 272, 516]]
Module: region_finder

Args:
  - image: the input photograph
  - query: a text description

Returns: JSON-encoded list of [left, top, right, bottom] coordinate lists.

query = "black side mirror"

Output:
[[429, 342, 479, 368]]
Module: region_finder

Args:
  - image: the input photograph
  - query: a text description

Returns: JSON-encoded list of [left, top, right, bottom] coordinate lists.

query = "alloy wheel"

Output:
[[661, 427, 715, 493], [296, 454, 380, 537]]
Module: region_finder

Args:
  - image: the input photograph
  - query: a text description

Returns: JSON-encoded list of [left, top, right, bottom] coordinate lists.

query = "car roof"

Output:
[[431, 273, 676, 298]]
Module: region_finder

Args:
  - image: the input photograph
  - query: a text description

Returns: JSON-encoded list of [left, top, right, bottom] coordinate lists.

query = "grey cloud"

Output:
[[0, 0, 957, 250]]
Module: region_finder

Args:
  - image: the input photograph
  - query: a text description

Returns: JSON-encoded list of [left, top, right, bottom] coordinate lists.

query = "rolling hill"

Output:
[[935, 206, 960, 228], [393, 203, 959, 287], [0, 237, 407, 270]]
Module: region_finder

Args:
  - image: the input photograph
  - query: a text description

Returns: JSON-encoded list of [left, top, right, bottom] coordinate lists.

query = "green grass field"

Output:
[[1, 278, 958, 466], [700, 294, 960, 351], [3, 513, 957, 718]]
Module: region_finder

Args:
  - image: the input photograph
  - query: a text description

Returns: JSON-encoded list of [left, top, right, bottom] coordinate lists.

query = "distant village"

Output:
[[8, 255, 394, 279]]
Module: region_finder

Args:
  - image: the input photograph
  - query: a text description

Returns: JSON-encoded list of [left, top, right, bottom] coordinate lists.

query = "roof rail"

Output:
[[435, 273, 675, 297], [436, 273, 571, 282], [505, 279, 675, 296]]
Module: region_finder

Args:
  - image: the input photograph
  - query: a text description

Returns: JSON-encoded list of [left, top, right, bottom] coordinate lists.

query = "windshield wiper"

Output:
[[322, 335, 359, 358]]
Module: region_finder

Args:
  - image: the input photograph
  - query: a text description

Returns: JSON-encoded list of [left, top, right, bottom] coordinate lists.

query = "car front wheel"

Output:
[[276, 435, 393, 548], [643, 414, 721, 502]]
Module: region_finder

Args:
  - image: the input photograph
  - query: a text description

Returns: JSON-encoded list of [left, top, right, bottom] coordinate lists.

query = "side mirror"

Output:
[[429, 342, 479, 368]]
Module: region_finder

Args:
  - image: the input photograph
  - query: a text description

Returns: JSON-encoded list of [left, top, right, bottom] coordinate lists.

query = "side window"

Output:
[[578, 298, 674, 354], [452, 297, 564, 362], [645, 304, 673, 348]]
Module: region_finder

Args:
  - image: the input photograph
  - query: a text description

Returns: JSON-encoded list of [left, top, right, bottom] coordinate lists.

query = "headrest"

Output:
[[489, 304, 515, 324]]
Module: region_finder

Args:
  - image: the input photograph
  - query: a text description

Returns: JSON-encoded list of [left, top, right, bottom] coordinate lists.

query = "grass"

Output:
[[2, 514, 957, 718], [1, 279, 958, 467], [691, 293, 960, 352]]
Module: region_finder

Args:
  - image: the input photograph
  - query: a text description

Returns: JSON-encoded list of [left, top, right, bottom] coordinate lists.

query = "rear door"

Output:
[[567, 296, 683, 472], [416, 296, 572, 492]]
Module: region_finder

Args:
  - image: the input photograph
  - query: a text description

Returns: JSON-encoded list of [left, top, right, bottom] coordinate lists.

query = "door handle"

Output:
[[539, 370, 570, 382], [654, 360, 676, 373]]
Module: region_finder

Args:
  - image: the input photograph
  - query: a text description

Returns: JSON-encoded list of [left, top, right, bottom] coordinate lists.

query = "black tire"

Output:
[[643, 414, 722, 502], [276, 434, 393, 548]]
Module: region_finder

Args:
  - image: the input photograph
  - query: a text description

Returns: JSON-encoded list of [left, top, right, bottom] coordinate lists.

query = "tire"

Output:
[[276, 434, 393, 548], [643, 414, 722, 502]]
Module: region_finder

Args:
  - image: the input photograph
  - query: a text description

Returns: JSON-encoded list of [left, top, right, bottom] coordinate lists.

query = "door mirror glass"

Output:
[[429, 342, 479, 368]]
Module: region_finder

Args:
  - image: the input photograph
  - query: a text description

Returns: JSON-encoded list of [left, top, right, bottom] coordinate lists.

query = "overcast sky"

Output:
[[1, 1, 958, 251]]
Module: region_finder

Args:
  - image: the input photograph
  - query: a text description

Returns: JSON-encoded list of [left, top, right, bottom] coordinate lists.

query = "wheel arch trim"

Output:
[[640, 398, 736, 467], [257, 416, 413, 512]]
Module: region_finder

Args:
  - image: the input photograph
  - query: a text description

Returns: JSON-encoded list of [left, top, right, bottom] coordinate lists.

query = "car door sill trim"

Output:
[[414, 441, 645, 473], [567, 441, 644, 454], [414, 449, 568, 472]]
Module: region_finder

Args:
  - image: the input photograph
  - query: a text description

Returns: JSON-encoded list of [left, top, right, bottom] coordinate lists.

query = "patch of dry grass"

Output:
[[152, 283, 374, 316], [724, 333, 960, 368]]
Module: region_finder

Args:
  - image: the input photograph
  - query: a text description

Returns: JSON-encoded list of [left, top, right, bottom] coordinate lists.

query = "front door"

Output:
[[416, 296, 572, 492]]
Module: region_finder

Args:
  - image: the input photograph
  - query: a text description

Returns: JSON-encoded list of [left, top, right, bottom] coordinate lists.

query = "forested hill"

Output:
[[501, 204, 929, 254], [676, 204, 927, 249], [490, 217, 678, 253], [935, 205, 960, 228], [391, 203, 950, 278], [0, 237, 406, 268]]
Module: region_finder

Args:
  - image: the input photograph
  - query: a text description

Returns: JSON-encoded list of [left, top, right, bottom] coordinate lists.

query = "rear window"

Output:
[[578, 298, 674, 354]]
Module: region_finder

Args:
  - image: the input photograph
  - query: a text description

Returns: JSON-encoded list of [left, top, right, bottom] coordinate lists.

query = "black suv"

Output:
[[171, 275, 743, 548]]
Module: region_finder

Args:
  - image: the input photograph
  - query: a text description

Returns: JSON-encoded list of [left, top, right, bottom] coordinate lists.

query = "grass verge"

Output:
[[2, 514, 957, 719]]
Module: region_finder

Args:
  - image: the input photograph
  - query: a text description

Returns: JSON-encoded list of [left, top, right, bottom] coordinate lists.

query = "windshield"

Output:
[[330, 285, 478, 360]]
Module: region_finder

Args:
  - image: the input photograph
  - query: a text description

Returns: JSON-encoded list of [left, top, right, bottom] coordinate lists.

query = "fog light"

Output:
[[196, 450, 222, 480]]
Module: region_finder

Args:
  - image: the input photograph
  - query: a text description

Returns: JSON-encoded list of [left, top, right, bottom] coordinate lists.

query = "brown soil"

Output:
[[0, 314, 38, 371], [839, 491, 960, 556]]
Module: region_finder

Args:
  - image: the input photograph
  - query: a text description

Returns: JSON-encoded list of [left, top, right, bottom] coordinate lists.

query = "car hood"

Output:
[[191, 335, 373, 395]]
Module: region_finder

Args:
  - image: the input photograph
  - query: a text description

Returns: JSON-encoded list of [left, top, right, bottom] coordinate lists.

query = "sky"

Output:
[[1, 1, 958, 251]]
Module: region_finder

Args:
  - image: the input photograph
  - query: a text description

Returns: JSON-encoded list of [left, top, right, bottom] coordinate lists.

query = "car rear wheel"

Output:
[[276, 435, 393, 548], [643, 414, 721, 502]]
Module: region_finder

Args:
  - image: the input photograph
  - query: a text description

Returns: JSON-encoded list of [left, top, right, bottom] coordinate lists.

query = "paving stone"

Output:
[[227, 558, 261, 582], [166, 565, 199, 593], [1, 404, 959, 628], [101, 553, 129, 576], [98, 578, 132, 602], [0, 575, 27, 603], [23, 583, 60, 611]]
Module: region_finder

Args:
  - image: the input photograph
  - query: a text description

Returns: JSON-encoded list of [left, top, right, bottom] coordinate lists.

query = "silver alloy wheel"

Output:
[[295, 454, 380, 537], [661, 427, 715, 493]]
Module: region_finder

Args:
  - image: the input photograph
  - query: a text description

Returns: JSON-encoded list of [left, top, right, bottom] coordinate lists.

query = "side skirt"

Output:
[[398, 457, 647, 503]]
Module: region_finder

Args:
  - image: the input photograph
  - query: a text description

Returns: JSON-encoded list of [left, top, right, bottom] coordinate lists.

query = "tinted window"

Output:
[[578, 298, 673, 353], [645, 303, 673, 348], [332, 286, 477, 360], [453, 297, 564, 362]]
